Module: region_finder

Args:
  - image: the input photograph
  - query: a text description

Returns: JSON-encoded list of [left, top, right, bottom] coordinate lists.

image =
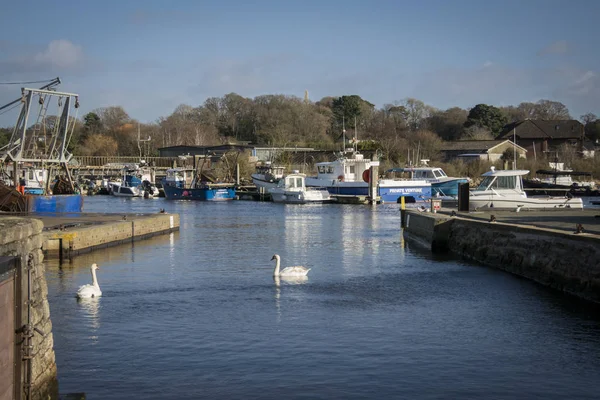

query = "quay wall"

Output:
[[0, 217, 58, 399], [44, 214, 180, 258], [403, 211, 600, 303]]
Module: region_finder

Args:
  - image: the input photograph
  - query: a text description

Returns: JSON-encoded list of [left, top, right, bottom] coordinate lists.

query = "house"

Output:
[[498, 120, 585, 158], [440, 140, 527, 162]]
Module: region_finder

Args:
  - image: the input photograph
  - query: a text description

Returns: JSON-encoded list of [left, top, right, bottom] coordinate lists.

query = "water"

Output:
[[46, 197, 600, 399]]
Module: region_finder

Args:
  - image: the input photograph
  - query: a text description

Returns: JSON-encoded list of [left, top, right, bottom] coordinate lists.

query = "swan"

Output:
[[271, 254, 310, 277], [76, 263, 102, 298]]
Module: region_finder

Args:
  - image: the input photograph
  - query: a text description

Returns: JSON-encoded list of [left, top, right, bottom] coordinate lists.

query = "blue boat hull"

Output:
[[26, 194, 84, 212], [378, 185, 431, 203], [316, 183, 431, 203], [163, 184, 236, 201], [431, 179, 469, 197]]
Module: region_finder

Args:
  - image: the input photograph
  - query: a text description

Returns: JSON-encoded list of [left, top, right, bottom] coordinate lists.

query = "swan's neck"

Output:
[[273, 258, 280, 276], [91, 268, 100, 288]]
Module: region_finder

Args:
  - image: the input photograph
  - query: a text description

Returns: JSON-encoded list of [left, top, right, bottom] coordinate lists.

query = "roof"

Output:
[[440, 140, 526, 152], [499, 120, 584, 140]]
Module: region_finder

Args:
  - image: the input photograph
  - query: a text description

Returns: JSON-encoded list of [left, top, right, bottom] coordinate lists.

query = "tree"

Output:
[[461, 125, 494, 140], [585, 119, 600, 142], [535, 100, 571, 120], [580, 112, 598, 125], [83, 112, 102, 134], [78, 134, 118, 156], [464, 104, 507, 137], [426, 107, 468, 140]]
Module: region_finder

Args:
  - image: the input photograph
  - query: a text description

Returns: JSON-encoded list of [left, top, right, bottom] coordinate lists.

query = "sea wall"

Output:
[[0, 217, 59, 400], [402, 211, 600, 303]]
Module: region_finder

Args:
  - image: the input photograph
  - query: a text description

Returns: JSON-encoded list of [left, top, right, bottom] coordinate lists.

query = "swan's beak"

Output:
[[270, 255, 276, 260]]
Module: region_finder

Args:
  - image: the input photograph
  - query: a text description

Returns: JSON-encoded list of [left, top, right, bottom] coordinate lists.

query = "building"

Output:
[[498, 120, 585, 158], [440, 140, 527, 162]]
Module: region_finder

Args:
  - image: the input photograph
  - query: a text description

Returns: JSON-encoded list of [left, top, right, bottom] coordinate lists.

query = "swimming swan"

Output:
[[271, 254, 310, 277], [76, 263, 102, 298]]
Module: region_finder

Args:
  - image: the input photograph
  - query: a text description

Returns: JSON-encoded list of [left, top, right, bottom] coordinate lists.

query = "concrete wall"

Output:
[[403, 211, 600, 303], [44, 214, 180, 258], [0, 217, 58, 400]]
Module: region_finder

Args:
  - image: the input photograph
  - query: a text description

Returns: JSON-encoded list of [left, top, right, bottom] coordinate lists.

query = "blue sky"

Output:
[[1, 0, 599, 127]]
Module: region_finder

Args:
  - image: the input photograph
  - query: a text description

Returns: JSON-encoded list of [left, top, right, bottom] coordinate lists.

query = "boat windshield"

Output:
[[476, 175, 517, 191], [433, 169, 447, 178]]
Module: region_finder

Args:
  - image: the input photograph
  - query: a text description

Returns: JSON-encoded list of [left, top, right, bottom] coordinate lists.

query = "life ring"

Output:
[[337, 175, 344, 182], [362, 170, 370, 183]]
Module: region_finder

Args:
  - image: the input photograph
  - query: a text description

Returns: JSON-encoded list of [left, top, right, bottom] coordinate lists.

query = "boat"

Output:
[[469, 167, 583, 211], [304, 151, 431, 203], [111, 164, 159, 198], [269, 172, 332, 204], [251, 162, 285, 190], [523, 163, 596, 196], [385, 165, 469, 198], [162, 170, 236, 201]]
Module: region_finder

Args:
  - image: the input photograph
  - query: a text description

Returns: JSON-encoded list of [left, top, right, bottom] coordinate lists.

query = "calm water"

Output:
[[45, 197, 600, 399]]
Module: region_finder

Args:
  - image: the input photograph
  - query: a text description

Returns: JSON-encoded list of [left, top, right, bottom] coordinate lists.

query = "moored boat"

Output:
[[305, 151, 431, 203], [162, 181, 236, 201], [251, 162, 285, 190], [469, 167, 583, 211], [269, 172, 332, 204], [385, 166, 469, 198]]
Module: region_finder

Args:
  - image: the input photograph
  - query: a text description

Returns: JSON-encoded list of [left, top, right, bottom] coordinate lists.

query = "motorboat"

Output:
[[304, 150, 431, 203], [385, 166, 469, 197], [269, 172, 332, 204], [251, 162, 285, 190], [111, 164, 159, 198], [469, 167, 583, 211]]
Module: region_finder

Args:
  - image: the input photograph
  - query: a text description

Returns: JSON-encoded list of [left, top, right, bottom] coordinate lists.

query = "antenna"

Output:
[[513, 127, 516, 169]]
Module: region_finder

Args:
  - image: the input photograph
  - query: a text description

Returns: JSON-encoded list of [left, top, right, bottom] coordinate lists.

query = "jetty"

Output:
[[401, 207, 600, 303], [1, 212, 180, 260]]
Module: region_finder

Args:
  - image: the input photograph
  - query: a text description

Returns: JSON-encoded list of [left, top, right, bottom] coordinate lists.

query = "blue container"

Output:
[[26, 194, 84, 212]]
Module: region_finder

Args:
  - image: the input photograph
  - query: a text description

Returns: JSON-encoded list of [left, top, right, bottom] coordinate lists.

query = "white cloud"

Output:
[[33, 40, 84, 68]]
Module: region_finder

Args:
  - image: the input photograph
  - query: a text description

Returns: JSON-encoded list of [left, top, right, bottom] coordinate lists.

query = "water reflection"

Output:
[[76, 297, 101, 332], [273, 275, 309, 323]]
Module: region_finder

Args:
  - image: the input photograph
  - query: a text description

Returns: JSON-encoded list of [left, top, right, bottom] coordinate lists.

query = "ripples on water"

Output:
[[45, 197, 600, 399]]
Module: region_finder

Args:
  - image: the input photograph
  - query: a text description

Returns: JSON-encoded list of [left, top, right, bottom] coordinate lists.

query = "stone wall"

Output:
[[0, 217, 58, 400], [447, 218, 600, 303], [402, 211, 600, 304]]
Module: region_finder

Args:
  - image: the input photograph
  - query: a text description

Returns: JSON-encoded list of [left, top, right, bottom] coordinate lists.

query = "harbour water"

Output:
[[46, 197, 600, 399]]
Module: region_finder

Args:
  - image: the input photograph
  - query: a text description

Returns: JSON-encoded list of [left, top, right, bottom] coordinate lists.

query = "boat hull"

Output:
[[469, 195, 583, 210], [26, 194, 84, 212], [305, 178, 431, 203], [163, 184, 236, 201], [270, 188, 332, 204]]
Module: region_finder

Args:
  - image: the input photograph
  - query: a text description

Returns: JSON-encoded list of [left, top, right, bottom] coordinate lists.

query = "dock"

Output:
[[19, 212, 181, 259], [401, 207, 600, 303]]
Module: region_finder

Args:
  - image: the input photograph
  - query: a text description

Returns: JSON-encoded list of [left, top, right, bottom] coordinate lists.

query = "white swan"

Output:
[[271, 254, 310, 277], [76, 263, 102, 298]]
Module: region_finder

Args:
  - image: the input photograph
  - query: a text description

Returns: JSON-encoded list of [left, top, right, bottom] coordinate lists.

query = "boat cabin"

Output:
[[475, 168, 528, 193], [315, 153, 374, 182]]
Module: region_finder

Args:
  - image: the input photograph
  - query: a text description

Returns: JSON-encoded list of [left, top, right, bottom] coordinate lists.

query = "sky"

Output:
[[1, 0, 599, 127]]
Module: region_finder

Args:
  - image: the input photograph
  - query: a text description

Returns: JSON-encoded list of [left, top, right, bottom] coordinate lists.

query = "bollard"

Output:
[[400, 196, 405, 210]]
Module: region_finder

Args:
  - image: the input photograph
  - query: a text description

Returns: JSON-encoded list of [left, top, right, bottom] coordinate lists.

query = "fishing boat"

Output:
[[269, 172, 332, 204], [162, 168, 236, 201], [305, 151, 431, 203], [251, 162, 285, 190], [469, 167, 583, 211], [385, 165, 469, 198]]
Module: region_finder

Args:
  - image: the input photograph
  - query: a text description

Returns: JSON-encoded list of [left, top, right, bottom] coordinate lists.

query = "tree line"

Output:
[[1, 94, 599, 166]]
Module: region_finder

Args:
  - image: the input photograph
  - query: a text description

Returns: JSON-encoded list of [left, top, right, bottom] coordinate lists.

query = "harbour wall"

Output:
[[43, 213, 180, 259], [402, 210, 600, 303], [0, 217, 59, 399]]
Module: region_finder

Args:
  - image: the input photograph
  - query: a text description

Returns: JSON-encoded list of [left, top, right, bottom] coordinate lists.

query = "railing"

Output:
[[72, 156, 179, 168]]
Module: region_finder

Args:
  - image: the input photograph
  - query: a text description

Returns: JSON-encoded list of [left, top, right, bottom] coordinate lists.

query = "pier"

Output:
[[7, 212, 180, 259], [401, 207, 600, 303]]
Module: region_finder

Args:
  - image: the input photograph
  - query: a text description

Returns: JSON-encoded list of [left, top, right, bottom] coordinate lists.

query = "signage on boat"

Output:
[[386, 188, 424, 193]]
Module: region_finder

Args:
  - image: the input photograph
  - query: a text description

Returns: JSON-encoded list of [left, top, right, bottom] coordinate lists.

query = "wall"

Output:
[[0, 217, 58, 400], [403, 211, 600, 303]]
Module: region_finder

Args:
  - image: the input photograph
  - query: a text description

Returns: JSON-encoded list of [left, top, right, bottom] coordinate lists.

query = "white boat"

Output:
[[269, 173, 332, 204], [469, 167, 583, 211], [304, 151, 431, 203], [111, 164, 159, 198], [252, 162, 285, 190]]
